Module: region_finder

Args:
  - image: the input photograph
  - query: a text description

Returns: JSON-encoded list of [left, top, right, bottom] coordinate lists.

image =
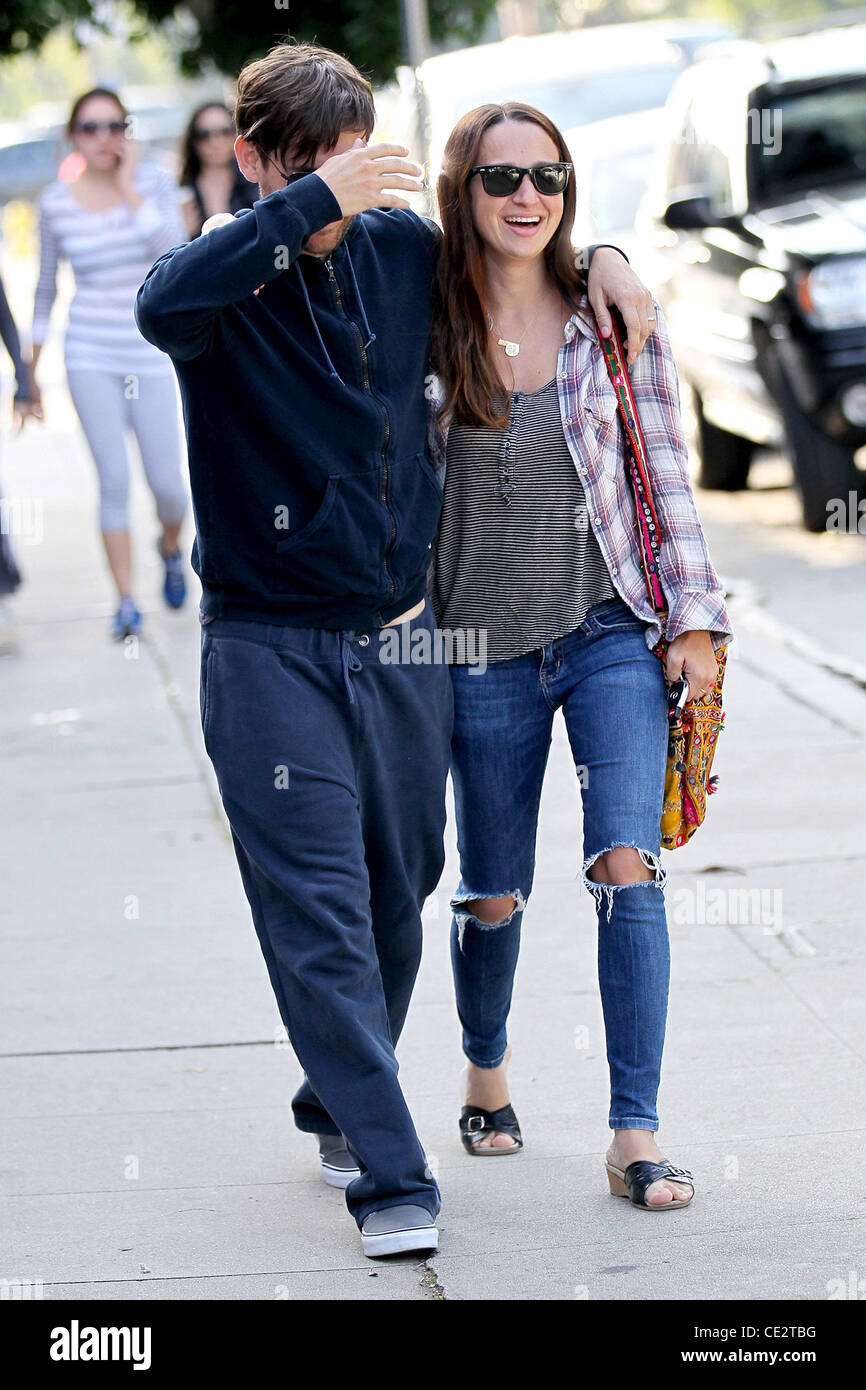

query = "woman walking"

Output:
[[430, 103, 733, 1210], [178, 101, 256, 240], [30, 88, 189, 639]]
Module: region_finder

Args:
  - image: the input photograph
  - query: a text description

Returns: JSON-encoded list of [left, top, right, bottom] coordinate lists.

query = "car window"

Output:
[[750, 77, 866, 203]]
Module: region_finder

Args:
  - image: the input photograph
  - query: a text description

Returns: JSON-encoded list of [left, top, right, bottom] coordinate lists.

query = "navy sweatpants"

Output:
[[199, 600, 453, 1225]]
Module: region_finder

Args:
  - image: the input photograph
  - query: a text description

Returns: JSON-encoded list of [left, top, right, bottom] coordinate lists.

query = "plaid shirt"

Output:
[[427, 299, 733, 654]]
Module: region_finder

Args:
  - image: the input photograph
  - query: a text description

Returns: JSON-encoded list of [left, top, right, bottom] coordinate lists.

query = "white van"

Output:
[[415, 19, 733, 192]]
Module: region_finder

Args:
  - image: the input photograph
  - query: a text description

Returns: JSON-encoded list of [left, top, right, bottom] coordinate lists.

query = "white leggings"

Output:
[[67, 368, 188, 533]]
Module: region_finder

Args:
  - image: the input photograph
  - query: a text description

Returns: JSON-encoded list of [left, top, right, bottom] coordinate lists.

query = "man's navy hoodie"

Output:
[[135, 174, 442, 629]]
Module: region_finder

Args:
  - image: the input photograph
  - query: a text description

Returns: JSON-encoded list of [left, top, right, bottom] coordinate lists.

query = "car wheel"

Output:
[[692, 390, 753, 491], [772, 357, 863, 532]]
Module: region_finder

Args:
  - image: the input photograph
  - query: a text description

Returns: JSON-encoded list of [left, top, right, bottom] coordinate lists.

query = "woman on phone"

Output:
[[178, 101, 256, 241], [31, 88, 189, 639], [429, 103, 733, 1210]]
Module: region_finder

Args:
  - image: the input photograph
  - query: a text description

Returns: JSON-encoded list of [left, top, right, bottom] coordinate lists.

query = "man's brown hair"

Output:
[[234, 40, 375, 168]]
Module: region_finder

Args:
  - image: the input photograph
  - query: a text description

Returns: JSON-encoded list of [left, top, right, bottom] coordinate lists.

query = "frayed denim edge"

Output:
[[451, 888, 527, 952], [581, 844, 666, 925]]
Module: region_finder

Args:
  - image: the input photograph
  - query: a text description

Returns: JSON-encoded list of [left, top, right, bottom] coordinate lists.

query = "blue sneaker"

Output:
[[111, 597, 142, 641], [159, 542, 187, 610]]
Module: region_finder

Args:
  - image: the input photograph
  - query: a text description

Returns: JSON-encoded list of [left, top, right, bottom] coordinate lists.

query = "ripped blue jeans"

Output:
[[449, 596, 669, 1131]]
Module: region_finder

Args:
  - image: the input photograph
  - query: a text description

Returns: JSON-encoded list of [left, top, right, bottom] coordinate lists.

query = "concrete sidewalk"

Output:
[[2, 382, 866, 1301]]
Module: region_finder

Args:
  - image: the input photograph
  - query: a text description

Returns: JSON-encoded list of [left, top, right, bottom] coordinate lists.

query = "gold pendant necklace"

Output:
[[487, 303, 543, 358]]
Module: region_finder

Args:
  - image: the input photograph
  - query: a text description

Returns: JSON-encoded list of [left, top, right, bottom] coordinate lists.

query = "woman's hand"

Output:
[[587, 247, 656, 364], [665, 630, 718, 702], [15, 365, 44, 429], [201, 212, 235, 235], [116, 138, 144, 210]]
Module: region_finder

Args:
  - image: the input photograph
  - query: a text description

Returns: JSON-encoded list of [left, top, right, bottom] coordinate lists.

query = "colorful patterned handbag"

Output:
[[598, 318, 727, 850]]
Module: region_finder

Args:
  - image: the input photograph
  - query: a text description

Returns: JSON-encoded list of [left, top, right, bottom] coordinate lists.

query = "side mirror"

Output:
[[662, 195, 714, 231]]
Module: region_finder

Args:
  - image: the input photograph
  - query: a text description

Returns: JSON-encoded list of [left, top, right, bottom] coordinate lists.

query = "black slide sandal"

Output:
[[460, 1103, 523, 1156], [606, 1159, 694, 1209]]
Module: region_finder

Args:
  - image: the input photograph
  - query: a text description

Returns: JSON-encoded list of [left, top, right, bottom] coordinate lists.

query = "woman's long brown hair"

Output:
[[431, 102, 587, 430]]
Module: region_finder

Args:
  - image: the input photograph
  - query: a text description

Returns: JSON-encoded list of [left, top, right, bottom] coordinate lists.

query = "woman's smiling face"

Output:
[[469, 118, 564, 262]]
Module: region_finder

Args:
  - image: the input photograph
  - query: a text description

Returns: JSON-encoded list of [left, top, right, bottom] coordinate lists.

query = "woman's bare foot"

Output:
[[606, 1130, 693, 1205], [464, 1044, 516, 1151]]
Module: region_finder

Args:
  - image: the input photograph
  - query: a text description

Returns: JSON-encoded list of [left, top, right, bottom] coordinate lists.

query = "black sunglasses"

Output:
[[193, 125, 234, 141], [266, 155, 317, 187], [470, 162, 572, 197], [75, 120, 127, 137]]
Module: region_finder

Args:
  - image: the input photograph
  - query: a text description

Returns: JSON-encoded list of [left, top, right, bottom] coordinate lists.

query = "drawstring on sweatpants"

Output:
[[340, 633, 363, 704]]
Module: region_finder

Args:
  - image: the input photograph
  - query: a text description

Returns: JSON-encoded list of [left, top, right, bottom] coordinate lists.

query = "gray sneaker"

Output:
[[360, 1204, 439, 1258], [317, 1134, 362, 1189]]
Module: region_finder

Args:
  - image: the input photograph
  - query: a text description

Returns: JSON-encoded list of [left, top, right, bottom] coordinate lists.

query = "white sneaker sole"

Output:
[[320, 1160, 362, 1190], [361, 1224, 439, 1258]]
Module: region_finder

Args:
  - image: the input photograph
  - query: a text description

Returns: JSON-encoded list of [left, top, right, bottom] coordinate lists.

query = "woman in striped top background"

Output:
[[30, 88, 189, 640], [430, 103, 732, 1212]]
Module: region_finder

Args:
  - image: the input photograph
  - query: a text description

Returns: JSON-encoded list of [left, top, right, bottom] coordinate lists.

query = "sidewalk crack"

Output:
[[421, 1258, 446, 1300]]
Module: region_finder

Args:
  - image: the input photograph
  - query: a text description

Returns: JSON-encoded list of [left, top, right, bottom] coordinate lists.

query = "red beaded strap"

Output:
[[598, 322, 667, 620]]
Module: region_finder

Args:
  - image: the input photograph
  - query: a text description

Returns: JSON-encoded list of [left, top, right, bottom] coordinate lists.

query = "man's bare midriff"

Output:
[[382, 598, 425, 627]]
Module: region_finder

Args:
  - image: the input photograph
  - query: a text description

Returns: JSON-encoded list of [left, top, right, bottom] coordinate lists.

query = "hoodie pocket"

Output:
[[274, 477, 341, 555], [270, 472, 390, 597], [271, 476, 345, 595]]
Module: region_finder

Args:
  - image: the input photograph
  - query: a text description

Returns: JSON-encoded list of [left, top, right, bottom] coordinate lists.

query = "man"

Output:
[[135, 40, 656, 1258]]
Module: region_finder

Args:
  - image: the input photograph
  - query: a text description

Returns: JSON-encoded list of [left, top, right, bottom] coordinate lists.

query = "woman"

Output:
[[430, 103, 733, 1210], [178, 101, 256, 240], [31, 88, 189, 640]]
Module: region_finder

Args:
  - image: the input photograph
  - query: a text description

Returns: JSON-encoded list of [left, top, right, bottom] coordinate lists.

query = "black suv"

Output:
[[637, 23, 866, 529]]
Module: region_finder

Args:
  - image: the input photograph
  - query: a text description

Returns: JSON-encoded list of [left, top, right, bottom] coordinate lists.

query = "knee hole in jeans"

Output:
[[464, 894, 518, 925], [451, 888, 527, 950], [587, 846, 656, 886], [582, 844, 666, 925]]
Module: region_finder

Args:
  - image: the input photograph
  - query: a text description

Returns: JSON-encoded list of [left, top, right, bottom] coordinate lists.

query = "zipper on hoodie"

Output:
[[324, 257, 396, 611]]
